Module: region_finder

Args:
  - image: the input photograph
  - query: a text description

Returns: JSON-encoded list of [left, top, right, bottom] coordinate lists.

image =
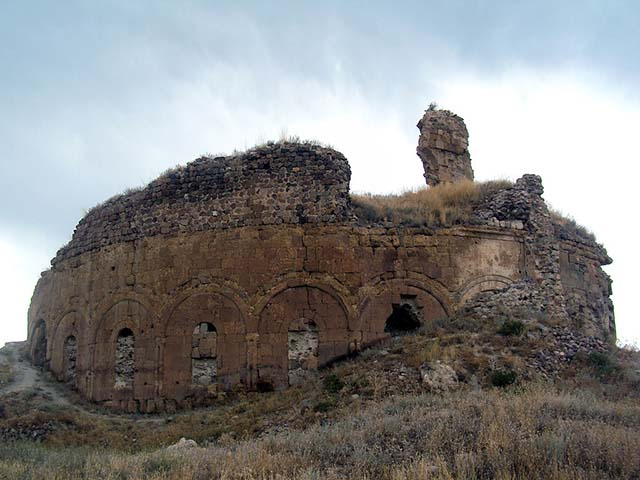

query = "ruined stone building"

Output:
[[27, 108, 614, 412]]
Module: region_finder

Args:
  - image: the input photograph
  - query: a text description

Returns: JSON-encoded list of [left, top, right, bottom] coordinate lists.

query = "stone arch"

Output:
[[90, 299, 157, 405], [28, 307, 48, 345], [170, 276, 252, 305], [257, 285, 349, 390], [49, 311, 85, 384], [30, 319, 48, 368], [458, 275, 514, 307], [162, 291, 247, 404], [91, 290, 159, 344], [355, 274, 452, 323], [357, 278, 451, 347], [252, 275, 355, 332]]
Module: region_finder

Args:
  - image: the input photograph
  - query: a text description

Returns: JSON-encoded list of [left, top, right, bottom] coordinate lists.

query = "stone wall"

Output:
[[417, 109, 474, 186], [556, 230, 615, 338], [462, 175, 613, 339], [53, 142, 351, 266], [28, 223, 526, 411]]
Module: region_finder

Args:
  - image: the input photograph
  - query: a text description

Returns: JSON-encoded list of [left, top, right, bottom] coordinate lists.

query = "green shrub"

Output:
[[498, 319, 526, 336], [323, 374, 344, 394], [587, 351, 610, 367], [490, 368, 517, 387], [314, 398, 337, 413], [587, 351, 620, 379]]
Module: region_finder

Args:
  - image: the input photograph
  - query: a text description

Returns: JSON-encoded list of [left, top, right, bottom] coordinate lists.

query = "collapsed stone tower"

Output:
[[417, 108, 474, 186]]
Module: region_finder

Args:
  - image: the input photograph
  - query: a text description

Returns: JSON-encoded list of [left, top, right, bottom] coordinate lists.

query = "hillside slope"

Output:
[[1, 318, 639, 479]]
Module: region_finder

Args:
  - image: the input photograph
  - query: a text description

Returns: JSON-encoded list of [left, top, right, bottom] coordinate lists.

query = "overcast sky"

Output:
[[1, 1, 639, 347]]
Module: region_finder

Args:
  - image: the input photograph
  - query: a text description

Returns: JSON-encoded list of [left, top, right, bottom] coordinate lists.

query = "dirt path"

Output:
[[0, 342, 72, 406], [0, 341, 70, 406], [0, 342, 167, 425]]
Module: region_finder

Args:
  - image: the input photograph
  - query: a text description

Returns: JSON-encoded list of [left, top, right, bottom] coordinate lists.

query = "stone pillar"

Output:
[[417, 108, 474, 186]]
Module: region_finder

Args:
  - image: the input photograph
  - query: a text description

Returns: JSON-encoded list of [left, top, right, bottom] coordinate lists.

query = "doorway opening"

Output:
[[191, 322, 217, 386], [385, 295, 421, 334]]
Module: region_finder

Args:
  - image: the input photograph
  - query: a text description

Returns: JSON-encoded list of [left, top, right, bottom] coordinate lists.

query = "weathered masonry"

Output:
[[27, 108, 614, 412]]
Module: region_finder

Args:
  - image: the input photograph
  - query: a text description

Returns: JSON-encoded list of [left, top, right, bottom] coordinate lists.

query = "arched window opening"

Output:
[[115, 328, 134, 389], [191, 322, 217, 386], [288, 318, 319, 386], [385, 295, 421, 335], [63, 335, 77, 385], [32, 320, 48, 368]]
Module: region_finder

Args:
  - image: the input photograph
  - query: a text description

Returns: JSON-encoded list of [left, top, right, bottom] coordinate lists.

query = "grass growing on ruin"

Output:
[[550, 208, 597, 242], [351, 179, 512, 227], [81, 136, 336, 219]]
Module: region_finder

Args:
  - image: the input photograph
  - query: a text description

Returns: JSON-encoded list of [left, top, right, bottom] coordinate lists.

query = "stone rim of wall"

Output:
[[52, 142, 352, 267]]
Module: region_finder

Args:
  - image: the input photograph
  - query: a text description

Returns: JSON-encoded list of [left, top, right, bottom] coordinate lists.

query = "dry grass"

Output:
[[351, 179, 512, 227], [1, 324, 638, 479], [2, 383, 639, 479], [550, 209, 597, 243], [0, 351, 14, 389]]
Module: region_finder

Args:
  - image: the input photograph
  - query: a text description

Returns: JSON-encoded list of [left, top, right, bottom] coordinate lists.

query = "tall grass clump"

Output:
[[550, 208, 597, 242], [352, 179, 512, 227]]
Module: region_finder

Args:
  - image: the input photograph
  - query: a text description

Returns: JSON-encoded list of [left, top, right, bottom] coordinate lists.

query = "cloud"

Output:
[[0, 1, 638, 346]]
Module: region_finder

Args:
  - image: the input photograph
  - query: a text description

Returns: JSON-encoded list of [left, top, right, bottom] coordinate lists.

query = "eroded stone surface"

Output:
[[288, 318, 319, 386], [115, 331, 134, 390], [52, 143, 351, 266], [63, 335, 77, 384], [417, 109, 474, 186], [166, 438, 198, 451], [420, 361, 459, 393]]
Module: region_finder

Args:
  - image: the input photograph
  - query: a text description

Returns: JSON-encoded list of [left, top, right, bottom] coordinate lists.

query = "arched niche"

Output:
[[458, 275, 513, 307], [257, 286, 349, 390], [91, 299, 156, 404], [359, 283, 448, 347], [162, 292, 246, 402], [30, 319, 48, 368], [50, 311, 86, 385]]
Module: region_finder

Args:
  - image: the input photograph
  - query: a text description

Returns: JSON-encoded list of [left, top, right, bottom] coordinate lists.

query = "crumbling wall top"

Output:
[[52, 142, 351, 265]]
